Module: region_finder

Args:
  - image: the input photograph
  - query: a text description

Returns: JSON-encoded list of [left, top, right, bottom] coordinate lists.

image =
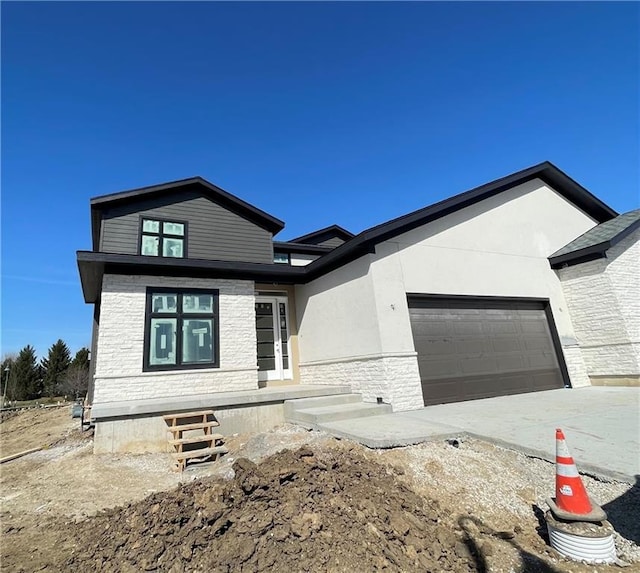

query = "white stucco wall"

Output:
[[94, 275, 258, 403], [296, 179, 598, 410], [557, 228, 640, 379]]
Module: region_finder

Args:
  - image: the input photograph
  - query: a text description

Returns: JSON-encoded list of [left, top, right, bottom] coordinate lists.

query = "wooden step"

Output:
[[163, 410, 214, 422], [172, 445, 228, 460], [169, 434, 224, 446], [167, 421, 220, 433]]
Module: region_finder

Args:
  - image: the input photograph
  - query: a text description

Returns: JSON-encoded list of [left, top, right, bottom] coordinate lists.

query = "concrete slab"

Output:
[[92, 384, 352, 420], [315, 387, 639, 483], [401, 387, 639, 482], [321, 415, 462, 449]]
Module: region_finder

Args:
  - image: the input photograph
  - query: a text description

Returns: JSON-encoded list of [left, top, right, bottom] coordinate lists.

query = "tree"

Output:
[[11, 346, 41, 400], [71, 347, 90, 370], [59, 365, 89, 400], [41, 339, 71, 397], [60, 347, 91, 400]]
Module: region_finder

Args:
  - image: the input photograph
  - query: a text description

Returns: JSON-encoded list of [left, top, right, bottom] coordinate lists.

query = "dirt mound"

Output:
[[66, 445, 480, 572]]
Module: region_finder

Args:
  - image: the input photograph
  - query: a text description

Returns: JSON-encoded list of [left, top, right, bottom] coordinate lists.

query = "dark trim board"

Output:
[[290, 225, 355, 245], [303, 161, 617, 281], [77, 251, 307, 303]]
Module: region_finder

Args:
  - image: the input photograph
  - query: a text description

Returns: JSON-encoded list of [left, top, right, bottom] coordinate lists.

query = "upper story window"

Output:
[[273, 252, 290, 264], [140, 218, 186, 258]]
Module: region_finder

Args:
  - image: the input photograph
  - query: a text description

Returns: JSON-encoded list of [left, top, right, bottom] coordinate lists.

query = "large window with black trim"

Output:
[[140, 218, 187, 258], [143, 288, 219, 371]]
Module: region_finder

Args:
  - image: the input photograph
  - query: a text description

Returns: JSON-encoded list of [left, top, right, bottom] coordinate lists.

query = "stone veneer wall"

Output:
[[299, 352, 423, 412], [93, 274, 258, 403], [558, 229, 640, 382]]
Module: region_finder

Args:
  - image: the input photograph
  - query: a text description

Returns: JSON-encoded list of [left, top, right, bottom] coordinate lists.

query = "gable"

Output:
[[91, 177, 284, 251], [99, 189, 275, 264], [391, 178, 599, 260], [304, 162, 617, 281], [290, 225, 354, 246]]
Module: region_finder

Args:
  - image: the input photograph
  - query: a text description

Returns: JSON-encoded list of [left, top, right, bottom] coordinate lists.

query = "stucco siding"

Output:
[[295, 255, 382, 363], [371, 179, 595, 387], [296, 179, 597, 408], [94, 274, 258, 403], [558, 228, 640, 379]]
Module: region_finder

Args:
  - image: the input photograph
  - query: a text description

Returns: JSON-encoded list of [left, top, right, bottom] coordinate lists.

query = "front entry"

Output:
[[255, 296, 292, 381]]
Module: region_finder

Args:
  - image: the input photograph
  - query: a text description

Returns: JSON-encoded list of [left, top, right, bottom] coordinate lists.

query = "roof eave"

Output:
[[548, 242, 611, 269], [290, 224, 355, 244], [272, 241, 333, 255], [90, 177, 285, 235], [77, 251, 306, 304]]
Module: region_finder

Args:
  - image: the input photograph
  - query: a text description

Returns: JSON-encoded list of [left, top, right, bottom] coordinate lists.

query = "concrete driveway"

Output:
[[321, 387, 639, 482]]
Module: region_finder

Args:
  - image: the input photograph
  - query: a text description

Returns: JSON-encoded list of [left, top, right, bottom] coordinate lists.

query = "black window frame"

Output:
[[143, 287, 219, 372], [273, 251, 291, 265], [138, 216, 189, 258]]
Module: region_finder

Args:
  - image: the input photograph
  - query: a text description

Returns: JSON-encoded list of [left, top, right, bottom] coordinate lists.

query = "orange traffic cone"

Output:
[[546, 428, 606, 522]]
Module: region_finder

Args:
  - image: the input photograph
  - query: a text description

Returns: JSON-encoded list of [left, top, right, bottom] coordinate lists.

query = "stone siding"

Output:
[[94, 274, 257, 403], [558, 229, 640, 378], [299, 353, 423, 412]]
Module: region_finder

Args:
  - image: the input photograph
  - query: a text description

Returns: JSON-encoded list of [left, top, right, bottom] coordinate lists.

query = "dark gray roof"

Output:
[[289, 225, 354, 245], [549, 209, 640, 268], [79, 162, 620, 301]]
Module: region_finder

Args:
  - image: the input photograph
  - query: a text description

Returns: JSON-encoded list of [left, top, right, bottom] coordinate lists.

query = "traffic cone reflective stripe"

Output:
[[547, 428, 607, 522]]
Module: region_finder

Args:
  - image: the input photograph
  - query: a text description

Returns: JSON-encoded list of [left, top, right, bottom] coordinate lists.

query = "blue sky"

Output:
[[2, 1, 638, 359]]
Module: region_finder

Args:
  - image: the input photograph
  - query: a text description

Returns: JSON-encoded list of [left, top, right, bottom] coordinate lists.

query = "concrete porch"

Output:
[[92, 384, 351, 453]]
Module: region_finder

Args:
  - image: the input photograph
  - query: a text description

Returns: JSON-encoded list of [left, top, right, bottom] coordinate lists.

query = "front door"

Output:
[[255, 296, 292, 381]]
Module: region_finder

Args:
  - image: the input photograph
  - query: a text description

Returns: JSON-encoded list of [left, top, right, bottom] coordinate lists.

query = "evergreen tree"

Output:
[[71, 347, 90, 370], [41, 339, 71, 397], [12, 346, 41, 400]]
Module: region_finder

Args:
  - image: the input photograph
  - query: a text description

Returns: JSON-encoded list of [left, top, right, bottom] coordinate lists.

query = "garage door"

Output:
[[408, 296, 565, 406]]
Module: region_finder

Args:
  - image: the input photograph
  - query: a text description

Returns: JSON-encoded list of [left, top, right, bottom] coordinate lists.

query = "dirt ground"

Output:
[[1, 406, 638, 572]]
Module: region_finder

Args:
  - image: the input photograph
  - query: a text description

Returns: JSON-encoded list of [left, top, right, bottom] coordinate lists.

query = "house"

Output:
[[77, 161, 638, 453]]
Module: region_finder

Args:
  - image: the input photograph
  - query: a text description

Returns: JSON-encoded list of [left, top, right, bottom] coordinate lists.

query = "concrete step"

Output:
[[287, 401, 393, 426], [284, 393, 363, 417]]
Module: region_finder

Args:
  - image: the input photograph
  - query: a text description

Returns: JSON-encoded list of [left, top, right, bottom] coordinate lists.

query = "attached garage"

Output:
[[408, 296, 567, 406]]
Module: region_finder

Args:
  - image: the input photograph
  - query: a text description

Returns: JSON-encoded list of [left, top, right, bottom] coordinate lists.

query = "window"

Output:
[[143, 288, 219, 371], [273, 252, 290, 264], [140, 218, 186, 258]]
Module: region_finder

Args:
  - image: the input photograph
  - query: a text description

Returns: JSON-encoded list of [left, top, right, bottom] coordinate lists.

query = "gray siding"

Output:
[[100, 191, 274, 263], [318, 237, 346, 248]]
